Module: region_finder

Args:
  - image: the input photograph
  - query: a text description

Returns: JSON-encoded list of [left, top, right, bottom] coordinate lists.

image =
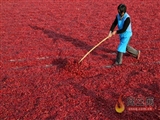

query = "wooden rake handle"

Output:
[[78, 36, 110, 63]]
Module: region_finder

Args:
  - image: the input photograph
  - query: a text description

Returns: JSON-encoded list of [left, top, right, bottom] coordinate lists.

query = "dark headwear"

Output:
[[117, 4, 127, 14]]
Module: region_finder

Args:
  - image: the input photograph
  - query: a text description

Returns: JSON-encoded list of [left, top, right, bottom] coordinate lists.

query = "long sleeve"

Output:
[[117, 17, 130, 34], [110, 16, 118, 32]]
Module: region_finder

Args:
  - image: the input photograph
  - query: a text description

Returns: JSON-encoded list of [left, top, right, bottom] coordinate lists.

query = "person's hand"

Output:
[[108, 31, 112, 38], [112, 31, 117, 35]]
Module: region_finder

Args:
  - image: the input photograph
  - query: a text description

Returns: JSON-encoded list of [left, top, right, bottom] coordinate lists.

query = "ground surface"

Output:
[[1, 0, 160, 120]]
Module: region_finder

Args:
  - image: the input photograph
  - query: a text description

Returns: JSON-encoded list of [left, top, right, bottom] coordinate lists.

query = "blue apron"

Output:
[[117, 13, 132, 53]]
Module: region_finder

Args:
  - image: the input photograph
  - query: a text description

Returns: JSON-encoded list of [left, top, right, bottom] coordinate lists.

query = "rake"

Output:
[[79, 36, 110, 63]]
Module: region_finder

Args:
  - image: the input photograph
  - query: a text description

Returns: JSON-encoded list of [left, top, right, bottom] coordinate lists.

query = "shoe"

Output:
[[136, 50, 141, 60], [115, 61, 122, 65], [115, 52, 123, 64]]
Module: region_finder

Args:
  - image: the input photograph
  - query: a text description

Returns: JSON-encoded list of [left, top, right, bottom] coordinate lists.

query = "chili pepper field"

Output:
[[1, 0, 160, 119]]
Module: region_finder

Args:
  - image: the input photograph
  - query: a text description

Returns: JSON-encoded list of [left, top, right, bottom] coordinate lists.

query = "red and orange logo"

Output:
[[115, 95, 125, 113]]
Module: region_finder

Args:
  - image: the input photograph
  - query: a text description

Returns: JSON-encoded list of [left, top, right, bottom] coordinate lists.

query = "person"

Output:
[[108, 4, 140, 65]]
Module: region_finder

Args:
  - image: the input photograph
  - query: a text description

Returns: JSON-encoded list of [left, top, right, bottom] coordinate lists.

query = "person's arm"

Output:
[[108, 16, 118, 37], [110, 16, 118, 32], [116, 17, 130, 34]]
